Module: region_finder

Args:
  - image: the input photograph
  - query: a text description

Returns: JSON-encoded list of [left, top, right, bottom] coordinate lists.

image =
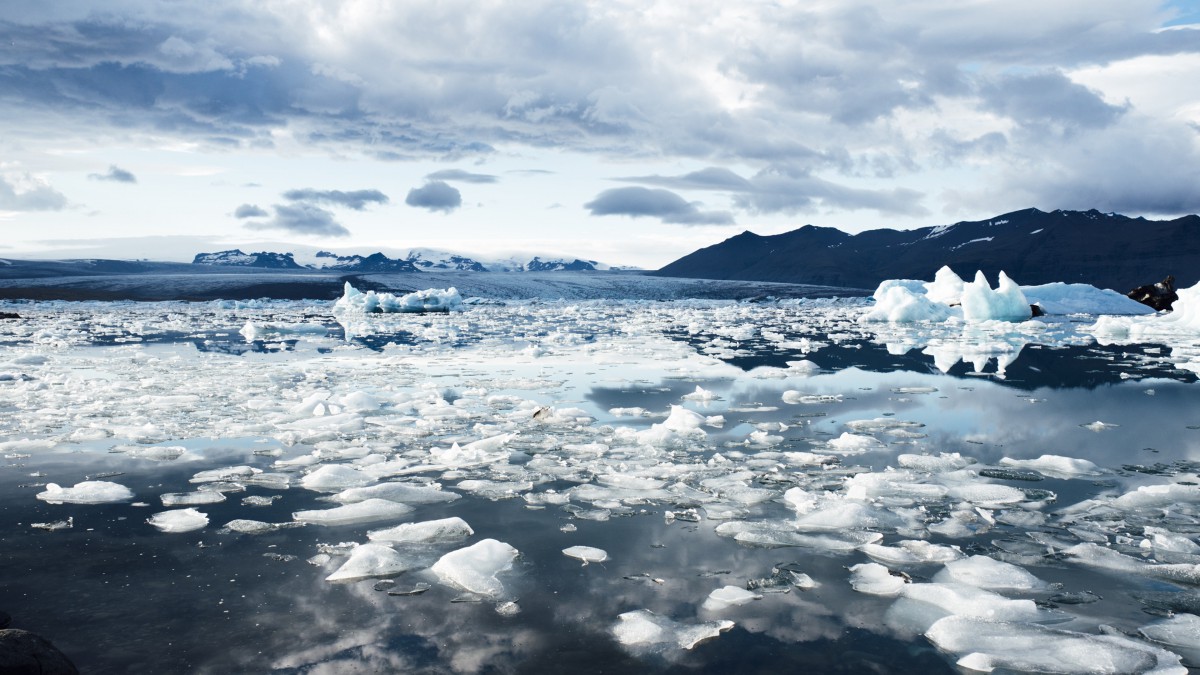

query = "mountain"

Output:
[[654, 208, 1200, 291], [192, 250, 303, 269], [193, 248, 608, 273], [313, 251, 419, 273]]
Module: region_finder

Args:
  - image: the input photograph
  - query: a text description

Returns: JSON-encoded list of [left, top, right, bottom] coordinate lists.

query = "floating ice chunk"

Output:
[[292, 498, 414, 526], [368, 517, 474, 544], [611, 609, 733, 651], [122, 445, 188, 461], [224, 519, 292, 534], [860, 540, 963, 565], [431, 538, 519, 598], [147, 508, 208, 533], [945, 484, 1027, 506], [681, 386, 718, 402], [1141, 527, 1200, 555], [782, 391, 842, 405], [932, 555, 1049, 592], [37, 481, 134, 504], [334, 282, 463, 314], [636, 405, 708, 447], [1081, 420, 1119, 432], [897, 453, 973, 473], [161, 490, 226, 506], [998, 454, 1103, 478], [454, 479, 533, 499], [190, 466, 259, 484], [1065, 543, 1200, 585], [663, 405, 706, 433], [1140, 613, 1200, 664], [701, 585, 761, 611], [331, 482, 461, 505], [325, 543, 419, 582], [849, 563, 908, 596], [1112, 483, 1200, 510], [900, 582, 1040, 622], [827, 432, 886, 454], [300, 464, 376, 492], [31, 517, 73, 531], [926, 615, 1187, 675], [563, 545, 609, 565]]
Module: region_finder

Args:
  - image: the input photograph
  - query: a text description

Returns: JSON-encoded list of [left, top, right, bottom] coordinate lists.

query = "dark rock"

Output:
[[1030, 304, 1046, 317], [0, 629, 79, 675], [1126, 275, 1178, 311], [0, 312, 19, 320]]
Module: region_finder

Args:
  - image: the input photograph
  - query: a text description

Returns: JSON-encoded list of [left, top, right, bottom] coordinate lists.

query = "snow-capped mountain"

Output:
[[193, 248, 609, 273], [654, 208, 1200, 292], [192, 250, 303, 269]]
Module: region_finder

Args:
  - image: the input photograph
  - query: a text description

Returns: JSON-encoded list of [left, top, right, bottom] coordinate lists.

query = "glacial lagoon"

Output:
[[2, 294, 1200, 673]]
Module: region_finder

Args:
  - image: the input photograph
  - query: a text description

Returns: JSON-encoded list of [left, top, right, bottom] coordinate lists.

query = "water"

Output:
[[1, 298, 1198, 673]]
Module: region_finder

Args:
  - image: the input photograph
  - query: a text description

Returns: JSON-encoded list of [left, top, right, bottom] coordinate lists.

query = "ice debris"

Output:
[[368, 517, 474, 544], [611, 609, 733, 651], [562, 545, 608, 565], [292, 498, 414, 526], [147, 508, 209, 533], [36, 481, 134, 504], [326, 543, 420, 582], [701, 586, 762, 611]]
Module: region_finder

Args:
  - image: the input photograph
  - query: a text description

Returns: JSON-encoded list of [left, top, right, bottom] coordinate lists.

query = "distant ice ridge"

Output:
[[861, 266, 1153, 323], [334, 282, 462, 313]]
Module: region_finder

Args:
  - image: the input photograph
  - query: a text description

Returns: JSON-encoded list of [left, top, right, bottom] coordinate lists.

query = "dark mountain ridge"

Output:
[[654, 208, 1200, 291]]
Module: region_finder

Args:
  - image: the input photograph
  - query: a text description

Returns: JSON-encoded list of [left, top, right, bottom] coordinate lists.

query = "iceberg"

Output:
[[367, 517, 474, 544], [562, 545, 609, 565], [292, 498, 414, 526], [611, 609, 733, 651], [334, 282, 463, 314], [147, 508, 209, 533], [325, 543, 419, 582]]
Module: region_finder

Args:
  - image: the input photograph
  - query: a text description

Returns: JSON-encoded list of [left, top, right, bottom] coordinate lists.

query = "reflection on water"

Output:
[[1, 298, 1199, 673]]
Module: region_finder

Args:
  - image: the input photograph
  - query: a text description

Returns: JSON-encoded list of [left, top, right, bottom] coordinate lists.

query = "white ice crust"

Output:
[[334, 282, 463, 314]]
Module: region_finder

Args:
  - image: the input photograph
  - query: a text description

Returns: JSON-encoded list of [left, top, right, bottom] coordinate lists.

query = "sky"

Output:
[[1, 1, 1199, 269]]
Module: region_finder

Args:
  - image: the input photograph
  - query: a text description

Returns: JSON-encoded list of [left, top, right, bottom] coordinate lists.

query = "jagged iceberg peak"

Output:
[[961, 270, 1031, 322], [334, 282, 463, 314]]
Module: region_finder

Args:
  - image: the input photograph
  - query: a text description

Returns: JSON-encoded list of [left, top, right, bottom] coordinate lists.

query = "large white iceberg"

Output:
[[334, 282, 462, 313], [861, 266, 1153, 323]]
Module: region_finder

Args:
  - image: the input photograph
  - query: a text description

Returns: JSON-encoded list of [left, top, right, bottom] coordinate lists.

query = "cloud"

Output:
[[234, 203, 268, 218], [584, 187, 734, 225], [617, 166, 929, 217], [405, 181, 462, 213], [978, 71, 1128, 132], [88, 165, 137, 183], [281, 188, 388, 210], [425, 169, 497, 184], [0, 173, 67, 211], [243, 204, 350, 237]]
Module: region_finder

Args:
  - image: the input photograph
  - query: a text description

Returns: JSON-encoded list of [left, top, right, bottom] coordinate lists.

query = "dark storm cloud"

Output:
[[243, 203, 350, 237], [424, 169, 498, 184], [234, 203, 268, 218], [405, 181, 462, 213], [281, 188, 389, 210], [615, 166, 929, 217], [88, 165, 137, 183], [979, 71, 1127, 131], [0, 175, 67, 211], [584, 187, 734, 225]]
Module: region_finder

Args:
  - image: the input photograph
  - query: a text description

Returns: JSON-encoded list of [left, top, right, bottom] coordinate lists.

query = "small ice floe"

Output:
[[292, 498, 413, 526], [611, 609, 733, 652], [997, 454, 1103, 478], [826, 432, 886, 454], [859, 540, 963, 566], [562, 545, 608, 565], [331, 482, 461, 505], [190, 466, 259, 484], [36, 481, 134, 504], [931, 555, 1050, 592], [147, 508, 209, 533], [849, 563, 909, 596], [161, 490, 226, 506], [242, 495, 280, 507], [926, 615, 1186, 674], [430, 539, 519, 598], [681, 386, 718, 402], [325, 543, 420, 582], [896, 453, 974, 473], [300, 464, 376, 492], [1139, 613, 1200, 665], [223, 519, 298, 535], [1081, 420, 1119, 432], [31, 517, 73, 531], [701, 586, 762, 611], [334, 282, 463, 314], [367, 517, 474, 544], [782, 391, 842, 405]]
